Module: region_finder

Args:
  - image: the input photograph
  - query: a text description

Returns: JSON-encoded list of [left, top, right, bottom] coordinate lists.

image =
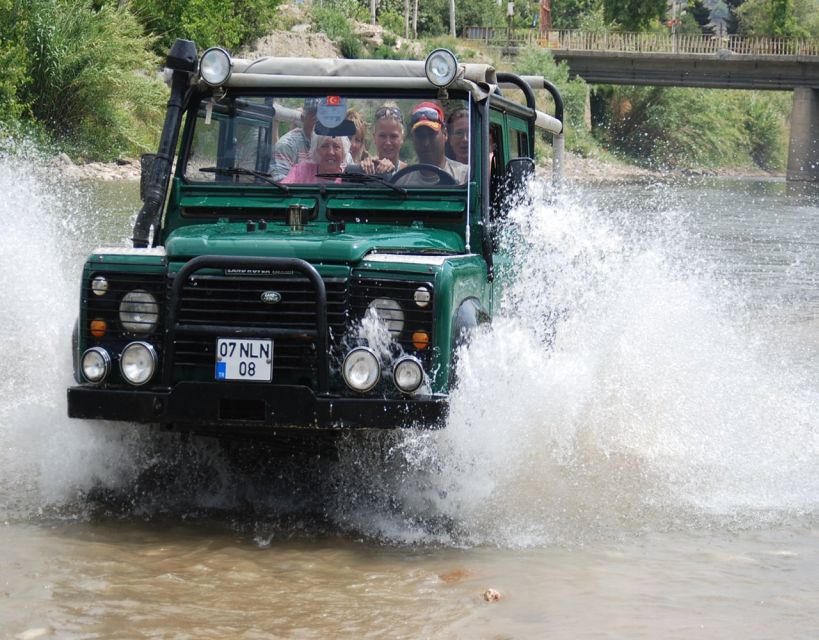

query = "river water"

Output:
[[0, 154, 818, 639]]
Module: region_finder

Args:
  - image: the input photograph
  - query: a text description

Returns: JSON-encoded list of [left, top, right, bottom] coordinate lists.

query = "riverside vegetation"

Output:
[[0, 0, 795, 175]]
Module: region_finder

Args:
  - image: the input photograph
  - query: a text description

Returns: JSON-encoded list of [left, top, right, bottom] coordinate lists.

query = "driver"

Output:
[[396, 102, 467, 186]]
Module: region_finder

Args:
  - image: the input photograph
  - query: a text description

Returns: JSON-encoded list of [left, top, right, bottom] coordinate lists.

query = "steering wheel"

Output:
[[390, 164, 457, 186]]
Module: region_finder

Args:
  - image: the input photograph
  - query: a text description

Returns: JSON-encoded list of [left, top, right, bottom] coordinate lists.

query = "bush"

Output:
[[339, 34, 363, 59], [600, 85, 789, 170], [371, 44, 403, 59], [311, 6, 354, 41], [17, 0, 166, 160], [743, 92, 789, 169], [0, 41, 28, 123]]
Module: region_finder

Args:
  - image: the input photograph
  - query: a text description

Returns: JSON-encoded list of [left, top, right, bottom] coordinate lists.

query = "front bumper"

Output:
[[67, 382, 447, 433]]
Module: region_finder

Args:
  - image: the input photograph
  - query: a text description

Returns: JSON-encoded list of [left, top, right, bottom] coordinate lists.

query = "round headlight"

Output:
[[393, 356, 424, 394], [81, 347, 111, 383], [120, 342, 157, 386], [425, 48, 458, 88], [91, 276, 108, 297], [200, 47, 232, 86], [119, 290, 159, 334], [342, 347, 381, 393], [367, 298, 404, 334]]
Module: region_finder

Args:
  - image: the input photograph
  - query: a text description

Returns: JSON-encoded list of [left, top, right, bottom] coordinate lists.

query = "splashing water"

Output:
[[1, 152, 817, 547], [413, 180, 819, 545]]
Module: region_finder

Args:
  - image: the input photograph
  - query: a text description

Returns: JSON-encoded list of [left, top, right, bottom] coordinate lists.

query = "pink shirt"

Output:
[[281, 162, 341, 184]]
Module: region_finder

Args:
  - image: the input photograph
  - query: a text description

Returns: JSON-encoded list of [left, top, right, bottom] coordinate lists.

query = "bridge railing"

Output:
[[462, 27, 819, 56]]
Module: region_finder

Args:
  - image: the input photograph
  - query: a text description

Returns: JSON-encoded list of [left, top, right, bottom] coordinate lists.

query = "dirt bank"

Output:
[[51, 153, 142, 181]]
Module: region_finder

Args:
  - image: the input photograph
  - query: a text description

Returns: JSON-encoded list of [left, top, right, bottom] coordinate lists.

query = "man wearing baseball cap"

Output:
[[270, 98, 319, 181], [398, 101, 468, 185]]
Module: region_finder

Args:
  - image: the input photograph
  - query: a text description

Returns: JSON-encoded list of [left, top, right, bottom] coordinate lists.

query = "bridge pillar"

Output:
[[787, 87, 819, 182]]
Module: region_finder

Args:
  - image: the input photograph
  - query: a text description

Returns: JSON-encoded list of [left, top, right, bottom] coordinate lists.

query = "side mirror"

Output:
[[496, 156, 534, 216], [504, 157, 535, 196], [490, 157, 535, 252], [139, 154, 156, 202]]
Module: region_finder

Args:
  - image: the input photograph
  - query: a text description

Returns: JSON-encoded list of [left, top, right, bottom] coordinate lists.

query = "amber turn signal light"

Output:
[[90, 319, 107, 338], [412, 330, 430, 350]]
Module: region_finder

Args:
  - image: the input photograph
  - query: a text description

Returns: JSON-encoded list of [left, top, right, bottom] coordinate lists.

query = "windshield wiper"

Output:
[[199, 166, 290, 192], [316, 172, 406, 195]]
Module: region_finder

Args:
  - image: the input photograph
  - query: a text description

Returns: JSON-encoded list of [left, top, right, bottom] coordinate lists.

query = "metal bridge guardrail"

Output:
[[462, 27, 819, 57]]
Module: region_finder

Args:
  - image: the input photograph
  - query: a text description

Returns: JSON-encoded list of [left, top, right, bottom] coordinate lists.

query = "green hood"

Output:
[[164, 221, 466, 263]]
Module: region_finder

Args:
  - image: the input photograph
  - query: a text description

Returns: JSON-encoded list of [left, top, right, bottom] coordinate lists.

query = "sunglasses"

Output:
[[375, 106, 403, 120], [410, 107, 443, 124]]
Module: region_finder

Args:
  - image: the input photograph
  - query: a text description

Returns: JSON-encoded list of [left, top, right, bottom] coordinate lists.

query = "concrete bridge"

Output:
[[464, 29, 819, 181]]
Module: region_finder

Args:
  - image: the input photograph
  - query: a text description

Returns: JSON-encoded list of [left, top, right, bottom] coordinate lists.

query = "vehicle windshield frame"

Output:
[[179, 89, 476, 195]]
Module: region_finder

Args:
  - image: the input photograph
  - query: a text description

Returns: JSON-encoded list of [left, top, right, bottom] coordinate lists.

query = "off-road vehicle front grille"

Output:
[[171, 274, 348, 381]]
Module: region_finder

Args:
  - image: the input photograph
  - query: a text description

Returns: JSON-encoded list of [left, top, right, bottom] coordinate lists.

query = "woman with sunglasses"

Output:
[[360, 103, 407, 175]]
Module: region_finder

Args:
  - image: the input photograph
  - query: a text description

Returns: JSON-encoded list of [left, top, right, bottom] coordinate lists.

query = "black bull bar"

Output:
[[67, 256, 447, 431]]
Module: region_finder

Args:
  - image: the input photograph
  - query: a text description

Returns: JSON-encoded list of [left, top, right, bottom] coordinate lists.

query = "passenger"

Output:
[[346, 109, 370, 163], [360, 103, 407, 175], [281, 134, 350, 184], [398, 101, 467, 185], [445, 107, 469, 164], [270, 98, 319, 181]]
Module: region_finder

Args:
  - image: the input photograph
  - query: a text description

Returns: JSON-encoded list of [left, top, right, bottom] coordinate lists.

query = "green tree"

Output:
[[768, 0, 806, 36], [552, 0, 603, 29], [129, 0, 280, 53], [455, 0, 506, 32], [366, 0, 504, 37], [735, 0, 817, 36], [603, 0, 667, 30]]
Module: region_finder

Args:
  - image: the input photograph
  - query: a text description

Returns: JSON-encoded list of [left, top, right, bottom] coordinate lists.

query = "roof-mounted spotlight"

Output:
[[199, 47, 232, 87], [425, 48, 459, 89]]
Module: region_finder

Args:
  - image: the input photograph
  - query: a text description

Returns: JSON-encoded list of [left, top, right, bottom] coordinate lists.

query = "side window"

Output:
[[511, 129, 529, 159]]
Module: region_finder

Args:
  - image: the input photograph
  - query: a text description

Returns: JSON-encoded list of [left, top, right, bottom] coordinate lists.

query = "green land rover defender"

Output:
[[67, 40, 564, 439]]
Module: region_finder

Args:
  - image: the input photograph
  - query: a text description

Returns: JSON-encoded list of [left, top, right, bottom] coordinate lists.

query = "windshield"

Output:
[[183, 94, 472, 189]]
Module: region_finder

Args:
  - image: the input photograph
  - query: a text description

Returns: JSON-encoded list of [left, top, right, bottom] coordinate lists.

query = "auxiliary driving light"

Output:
[[119, 289, 159, 334], [392, 356, 424, 394], [91, 276, 108, 296], [119, 341, 157, 386], [81, 347, 111, 383], [342, 347, 381, 393], [413, 286, 431, 308], [425, 49, 458, 88], [199, 47, 232, 86]]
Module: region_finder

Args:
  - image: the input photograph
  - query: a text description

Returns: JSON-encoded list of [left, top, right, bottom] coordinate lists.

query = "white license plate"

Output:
[[215, 338, 273, 382]]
